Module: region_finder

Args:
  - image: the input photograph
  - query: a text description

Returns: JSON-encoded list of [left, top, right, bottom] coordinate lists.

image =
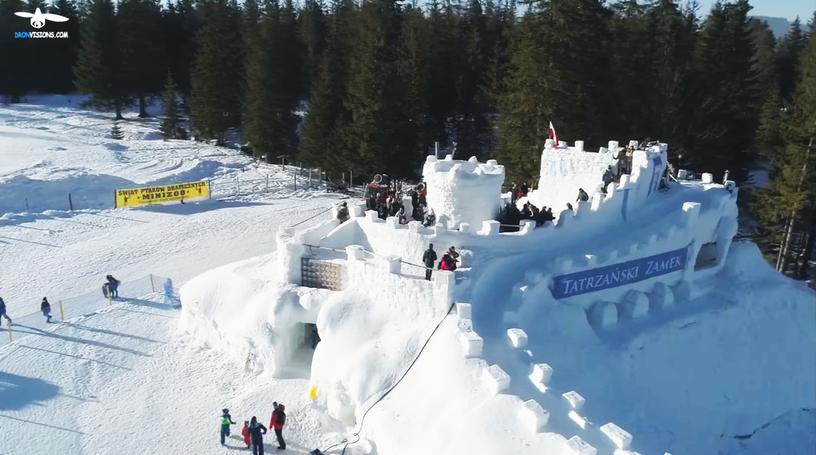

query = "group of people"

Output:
[[509, 182, 530, 203], [101, 275, 120, 299], [221, 403, 287, 454], [421, 243, 460, 280], [0, 296, 54, 325], [365, 175, 407, 221]]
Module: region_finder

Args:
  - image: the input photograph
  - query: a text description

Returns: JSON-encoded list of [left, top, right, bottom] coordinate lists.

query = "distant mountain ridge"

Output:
[[753, 16, 791, 38]]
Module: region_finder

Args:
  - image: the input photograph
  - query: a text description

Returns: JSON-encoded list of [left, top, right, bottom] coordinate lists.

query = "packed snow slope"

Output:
[[0, 97, 348, 454]]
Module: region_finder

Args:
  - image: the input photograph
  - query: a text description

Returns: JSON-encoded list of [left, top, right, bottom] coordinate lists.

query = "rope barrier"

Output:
[[290, 206, 333, 228], [333, 300, 456, 455]]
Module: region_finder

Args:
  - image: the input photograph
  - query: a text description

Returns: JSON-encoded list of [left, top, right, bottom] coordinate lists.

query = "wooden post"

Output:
[[294, 173, 297, 191], [266, 174, 270, 193], [68, 193, 73, 211], [25, 197, 29, 211], [150, 274, 156, 293], [59, 300, 65, 322], [309, 168, 312, 188]]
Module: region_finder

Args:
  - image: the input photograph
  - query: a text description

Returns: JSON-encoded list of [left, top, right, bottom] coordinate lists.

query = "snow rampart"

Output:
[[528, 141, 667, 215]]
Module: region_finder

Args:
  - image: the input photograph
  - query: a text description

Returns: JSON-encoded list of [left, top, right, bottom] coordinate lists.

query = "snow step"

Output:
[[600, 422, 633, 449], [506, 328, 528, 348], [483, 364, 511, 395], [529, 363, 553, 391], [568, 410, 589, 429], [519, 399, 549, 432], [562, 390, 585, 410], [566, 435, 597, 455], [458, 331, 482, 357], [456, 302, 471, 319]]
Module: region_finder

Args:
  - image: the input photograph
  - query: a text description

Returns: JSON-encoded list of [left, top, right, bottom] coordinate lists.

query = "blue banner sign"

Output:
[[552, 247, 688, 299]]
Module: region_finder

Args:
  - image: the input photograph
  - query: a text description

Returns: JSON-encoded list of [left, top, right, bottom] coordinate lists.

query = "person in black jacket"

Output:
[[249, 416, 268, 455], [422, 244, 437, 280], [576, 188, 589, 202], [0, 297, 11, 326], [41, 297, 52, 323]]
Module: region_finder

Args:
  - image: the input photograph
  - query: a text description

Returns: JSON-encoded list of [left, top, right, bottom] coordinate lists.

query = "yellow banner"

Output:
[[115, 180, 209, 208]]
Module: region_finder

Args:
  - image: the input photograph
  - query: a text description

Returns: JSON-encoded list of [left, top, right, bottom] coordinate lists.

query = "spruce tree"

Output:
[[299, 0, 327, 95], [74, 0, 129, 118], [681, 0, 761, 181], [118, 0, 165, 117], [243, 0, 302, 161], [0, 0, 27, 101], [343, 0, 417, 179], [298, 0, 356, 171], [163, 0, 196, 97], [161, 73, 182, 140], [189, 0, 243, 145], [776, 17, 808, 103], [759, 30, 816, 275]]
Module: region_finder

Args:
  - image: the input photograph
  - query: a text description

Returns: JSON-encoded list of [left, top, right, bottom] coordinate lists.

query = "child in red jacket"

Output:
[[241, 421, 251, 448]]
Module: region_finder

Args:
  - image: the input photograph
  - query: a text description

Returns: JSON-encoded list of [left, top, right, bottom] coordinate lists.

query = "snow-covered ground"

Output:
[[1, 97, 814, 455], [0, 97, 347, 454]]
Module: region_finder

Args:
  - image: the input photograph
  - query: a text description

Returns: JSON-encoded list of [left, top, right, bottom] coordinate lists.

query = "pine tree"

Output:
[[160, 73, 183, 140], [74, 0, 129, 119], [118, 0, 166, 117], [189, 0, 243, 145]]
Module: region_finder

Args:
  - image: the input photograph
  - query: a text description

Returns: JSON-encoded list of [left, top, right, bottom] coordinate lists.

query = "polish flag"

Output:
[[548, 121, 559, 147]]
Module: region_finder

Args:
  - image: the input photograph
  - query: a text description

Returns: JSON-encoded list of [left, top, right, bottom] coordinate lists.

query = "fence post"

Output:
[[309, 169, 312, 188], [150, 274, 156, 293], [68, 192, 74, 211], [25, 197, 29, 211], [59, 300, 65, 322], [236, 175, 240, 196], [294, 173, 297, 191], [266, 174, 270, 193]]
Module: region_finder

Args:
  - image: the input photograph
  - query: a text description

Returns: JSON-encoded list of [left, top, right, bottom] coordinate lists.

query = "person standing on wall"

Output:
[[41, 297, 52, 323], [249, 416, 268, 455], [422, 244, 437, 280], [270, 402, 286, 450], [0, 297, 12, 327]]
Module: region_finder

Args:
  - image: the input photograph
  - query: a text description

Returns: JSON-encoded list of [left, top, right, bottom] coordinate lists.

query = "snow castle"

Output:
[[180, 137, 744, 454]]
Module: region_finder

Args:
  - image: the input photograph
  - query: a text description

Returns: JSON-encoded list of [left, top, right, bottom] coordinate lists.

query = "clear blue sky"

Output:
[[694, 0, 814, 21]]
